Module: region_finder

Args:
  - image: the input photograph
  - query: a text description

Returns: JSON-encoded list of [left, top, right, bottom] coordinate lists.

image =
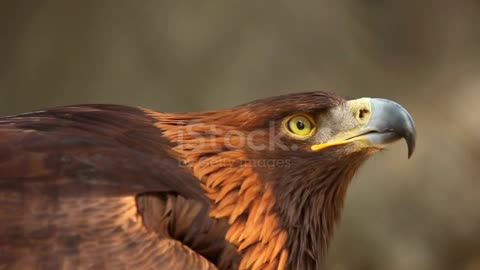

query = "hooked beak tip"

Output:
[[369, 98, 417, 159]]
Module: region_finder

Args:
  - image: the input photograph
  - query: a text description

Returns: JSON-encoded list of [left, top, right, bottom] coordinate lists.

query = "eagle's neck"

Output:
[[270, 151, 369, 270]]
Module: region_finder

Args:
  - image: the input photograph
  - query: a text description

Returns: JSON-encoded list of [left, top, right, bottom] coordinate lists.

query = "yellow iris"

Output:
[[285, 114, 315, 138]]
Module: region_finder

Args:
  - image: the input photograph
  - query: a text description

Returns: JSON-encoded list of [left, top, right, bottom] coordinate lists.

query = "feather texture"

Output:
[[0, 105, 238, 270], [0, 92, 410, 270]]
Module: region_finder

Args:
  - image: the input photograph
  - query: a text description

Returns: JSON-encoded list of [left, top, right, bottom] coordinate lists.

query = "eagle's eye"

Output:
[[284, 113, 316, 138]]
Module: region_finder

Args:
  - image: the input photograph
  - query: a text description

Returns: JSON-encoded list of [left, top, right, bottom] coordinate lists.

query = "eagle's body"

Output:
[[0, 92, 416, 270], [0, 105, 233, 269]]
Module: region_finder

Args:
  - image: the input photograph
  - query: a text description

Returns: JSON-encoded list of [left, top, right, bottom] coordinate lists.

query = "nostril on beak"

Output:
[[356, 108, 371, 122]]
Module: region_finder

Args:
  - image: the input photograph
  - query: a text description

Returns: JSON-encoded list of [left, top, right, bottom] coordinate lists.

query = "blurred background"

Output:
[[1, 1, 479, 269]]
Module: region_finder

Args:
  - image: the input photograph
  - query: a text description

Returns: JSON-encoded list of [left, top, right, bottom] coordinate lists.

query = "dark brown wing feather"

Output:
[[0, 105, 237, 269], [0, 105, 207, 199]]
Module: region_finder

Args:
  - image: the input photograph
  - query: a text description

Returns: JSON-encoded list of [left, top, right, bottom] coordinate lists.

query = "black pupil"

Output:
[[296, 120, 305, 130]]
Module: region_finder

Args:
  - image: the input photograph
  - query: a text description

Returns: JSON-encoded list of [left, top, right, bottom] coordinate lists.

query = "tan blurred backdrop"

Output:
[[1, 1, 480, 270]]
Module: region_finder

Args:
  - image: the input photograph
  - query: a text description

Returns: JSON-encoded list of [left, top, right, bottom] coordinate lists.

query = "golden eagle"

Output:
[[0, 92, 416, 270]]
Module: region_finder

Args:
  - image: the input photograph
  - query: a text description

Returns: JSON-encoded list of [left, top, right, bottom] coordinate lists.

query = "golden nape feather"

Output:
[[0, 92, 416, 270]]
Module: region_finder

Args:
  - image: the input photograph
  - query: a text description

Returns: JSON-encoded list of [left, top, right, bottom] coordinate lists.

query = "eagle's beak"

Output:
[[311, 98, 417, 158]]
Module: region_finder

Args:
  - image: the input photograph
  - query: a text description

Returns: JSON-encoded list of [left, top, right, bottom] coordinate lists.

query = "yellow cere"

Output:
[[347, 98, 372, 124]]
